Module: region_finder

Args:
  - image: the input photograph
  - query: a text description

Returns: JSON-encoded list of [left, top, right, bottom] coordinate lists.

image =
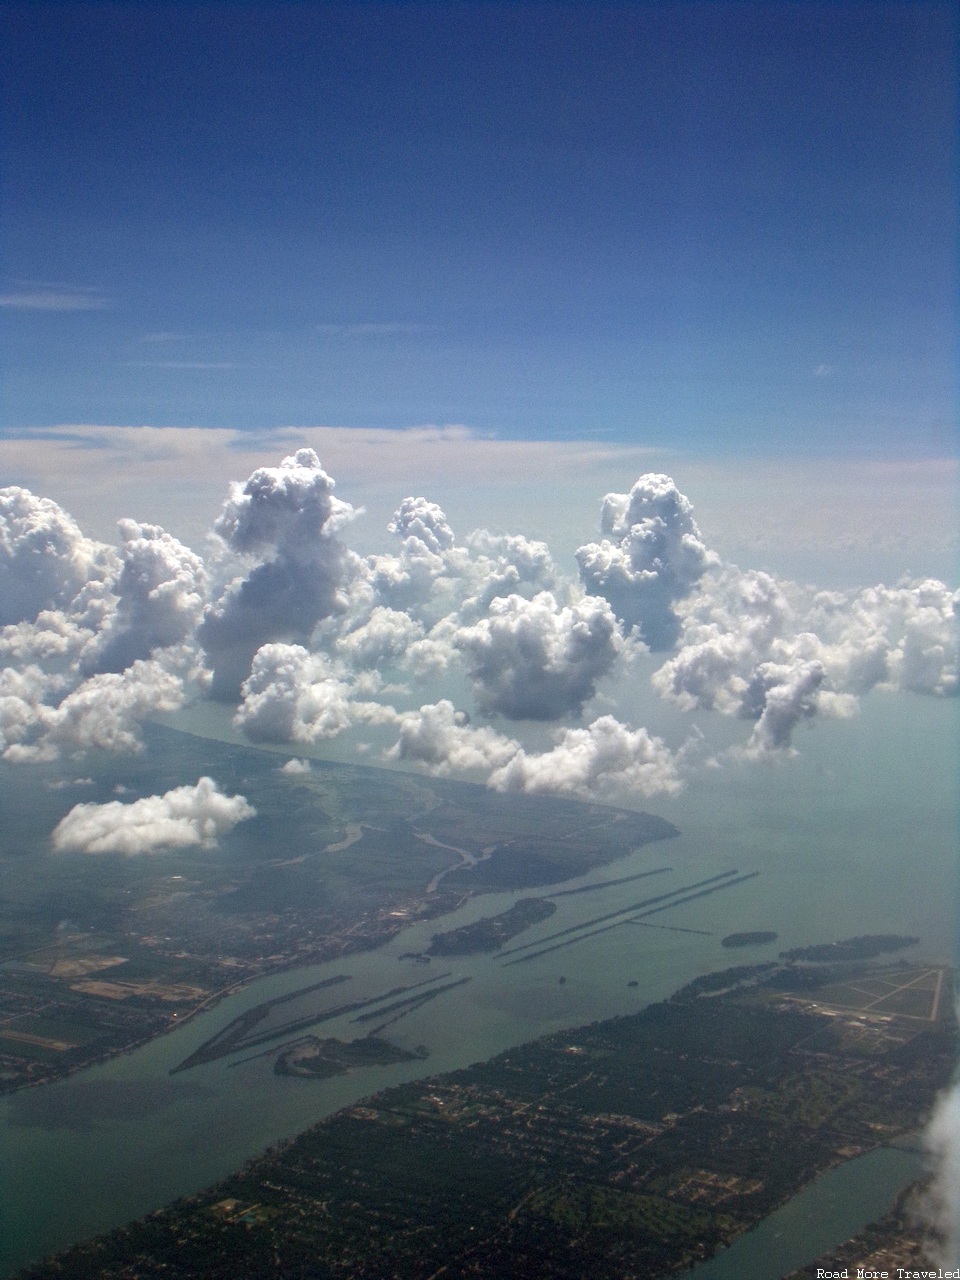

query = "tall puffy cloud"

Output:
[[388, 496, 455, 555], [0, 609, 98, 666], [367, 496, 458, 609], [51, 776, 255, 855], [738, 659, 841, 756], [576, 473, 716, 649], [82, 520, 206, 674], [452, 591, 622, 720], [0, 487, 115, 625], [487, 715, 683, 799], [198, 450, 359, 698], [366, 500, 560, 627], [233, 644, 354, 744], [0, 664, 54, 756], [1, 460, 955, 779]]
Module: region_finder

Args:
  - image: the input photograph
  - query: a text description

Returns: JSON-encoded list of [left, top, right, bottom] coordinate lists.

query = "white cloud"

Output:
[[366, 496, 458, 610], [385, 700, 519, 775], [0, 610, 96, 666], [576, 473, 717, 649], [388, 496, 456, 555], [0, 487, 116, 625], [652, 567, 957, 752], [3, 659, 186, 763], [51, 777, 255, 855], [458, 530, 561, 619], [82, 520, 206, 674], [336, 606, 425, 669], [453, 590, 622, 720], [739, 659, 840, 757], [0, 285, 109, 311], [233, 643, 395, 745], [233, 645, 354, 745], [0, 450, 954, 779], [199, 450, 361, 698], [1, 428, 954, 584], [488, 715, 683, 799], [385, 703, 684, 801], [279, 757, 312, 774], [923, 1047, 960, 1268], [0, 664, 54, 756]]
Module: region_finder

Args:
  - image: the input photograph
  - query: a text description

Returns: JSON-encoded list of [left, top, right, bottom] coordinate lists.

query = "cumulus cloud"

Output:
[[199, 450, 360, 698], [488, 715, 683, 799], [458, 530, 561, 619], [453, 591, 622, 720], [0, 610, 97, 666], [0, 487, 115, 625], [233, 645, 354, 744], [384, 703, 684, 800], [738, 659, 843, 756], [0, 459, 955, 778], [385, 700, 519, 775], [366, 496, 459, 610], [51, 777, 255, 855], [576, 473, 717, 649], [0, 664, 54, 756], [2, 659, 185, 762], [279, 757, 312, 774], [654, 566, 957, 750], [923, 1056, 960, 1268], [388, 496, 455, 555], [336, 605, 425, 669], [233, 643, 395, 745], [83, 520, 206, 673]]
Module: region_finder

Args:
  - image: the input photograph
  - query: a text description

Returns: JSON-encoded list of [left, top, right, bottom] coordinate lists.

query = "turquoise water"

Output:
[[0, 692, 955, 1275]]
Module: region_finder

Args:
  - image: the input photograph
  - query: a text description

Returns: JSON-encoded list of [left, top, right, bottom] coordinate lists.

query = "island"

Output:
[[16, 945, 954, 1280], [722, 930, 778, 948], [780, 934, 920, 962], [275, 1035, 428, 1079], [427, 897, 557, 955]]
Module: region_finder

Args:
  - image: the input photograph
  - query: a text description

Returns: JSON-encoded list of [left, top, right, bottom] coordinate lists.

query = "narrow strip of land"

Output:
[[498, 870, 740, 963], [171, 973, 451, 1073], [545, 867, 672, 898], [503, 872, 759, 967], [350, 977, 472, 1025]]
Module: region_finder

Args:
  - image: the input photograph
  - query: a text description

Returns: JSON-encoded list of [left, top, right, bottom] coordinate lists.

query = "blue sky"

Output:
[[1, 1, 956, 455]]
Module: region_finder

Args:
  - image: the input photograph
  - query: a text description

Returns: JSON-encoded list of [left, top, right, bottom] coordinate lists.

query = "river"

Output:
[[0, 692, 955, 1275]]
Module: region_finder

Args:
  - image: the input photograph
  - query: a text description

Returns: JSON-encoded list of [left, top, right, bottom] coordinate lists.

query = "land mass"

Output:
[[0, 722, 678, 1094], [275, 1035, 428, 1079], [722, 931, 778, 948], [16, 948, 954, 1279], [780, 934, 920, 962], [427, 897, 557, 955]]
